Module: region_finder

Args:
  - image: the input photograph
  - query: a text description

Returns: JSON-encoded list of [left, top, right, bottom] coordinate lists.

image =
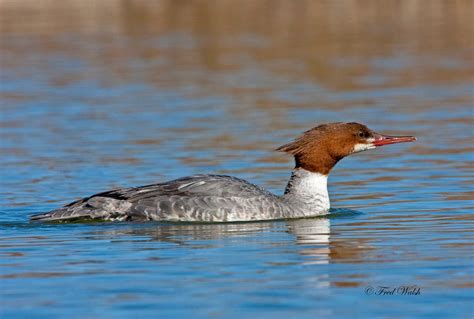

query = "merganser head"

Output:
[[277, 122, 416, 175]]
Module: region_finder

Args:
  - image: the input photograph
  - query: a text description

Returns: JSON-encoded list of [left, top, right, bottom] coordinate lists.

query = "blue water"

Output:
[[1, 2, 473, 318]]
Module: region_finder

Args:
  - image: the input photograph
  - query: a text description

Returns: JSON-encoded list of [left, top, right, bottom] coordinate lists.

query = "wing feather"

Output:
[[31, 174, 281, 222]]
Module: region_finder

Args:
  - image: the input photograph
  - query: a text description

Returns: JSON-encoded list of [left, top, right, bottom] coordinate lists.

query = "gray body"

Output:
[[31, 170, 330, 222], [31, 122, 416, 223]]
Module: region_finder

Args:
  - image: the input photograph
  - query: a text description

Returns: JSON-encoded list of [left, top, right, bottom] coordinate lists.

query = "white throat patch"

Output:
[[352, 138, 376, 153]]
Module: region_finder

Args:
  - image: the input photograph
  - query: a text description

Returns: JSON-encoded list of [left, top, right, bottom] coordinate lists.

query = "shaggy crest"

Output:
[[276, 122, 375, 174]]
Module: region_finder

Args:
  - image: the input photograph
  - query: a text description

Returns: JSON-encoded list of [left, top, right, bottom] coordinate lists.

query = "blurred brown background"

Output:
[[2, 0, 472, 90]]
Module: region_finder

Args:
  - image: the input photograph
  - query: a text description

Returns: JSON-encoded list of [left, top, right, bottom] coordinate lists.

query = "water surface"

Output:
[[1, 1, 473, 318]]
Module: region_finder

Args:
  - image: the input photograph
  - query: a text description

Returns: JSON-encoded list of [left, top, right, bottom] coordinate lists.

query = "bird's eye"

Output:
[[358, 131, 365, 138]]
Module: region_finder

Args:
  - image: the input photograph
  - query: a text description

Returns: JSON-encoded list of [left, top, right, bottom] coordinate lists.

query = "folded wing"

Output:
[[31, 175, 282, 222]]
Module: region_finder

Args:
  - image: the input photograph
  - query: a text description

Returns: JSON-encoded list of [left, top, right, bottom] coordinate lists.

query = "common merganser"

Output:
[[31, 122, 416, 222]]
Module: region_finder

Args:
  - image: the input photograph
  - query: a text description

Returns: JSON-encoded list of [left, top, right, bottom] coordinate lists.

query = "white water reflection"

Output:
[[287, 218, 331, 265]]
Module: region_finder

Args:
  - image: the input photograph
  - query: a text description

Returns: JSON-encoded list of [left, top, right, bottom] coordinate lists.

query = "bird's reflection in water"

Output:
[[85, 208, 369, 265], [286, 217, 331, 265]]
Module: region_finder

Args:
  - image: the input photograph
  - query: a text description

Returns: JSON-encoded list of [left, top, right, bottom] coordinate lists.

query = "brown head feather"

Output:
[[276, 122, 375, 175]]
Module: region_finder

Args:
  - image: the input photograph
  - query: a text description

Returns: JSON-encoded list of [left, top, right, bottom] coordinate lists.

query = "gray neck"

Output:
[[282, 168, 330, 212]]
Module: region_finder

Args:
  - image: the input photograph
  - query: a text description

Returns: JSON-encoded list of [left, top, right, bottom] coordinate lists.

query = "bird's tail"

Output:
[[30, 197, 132, 222], [30, 199, 94, 222]]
